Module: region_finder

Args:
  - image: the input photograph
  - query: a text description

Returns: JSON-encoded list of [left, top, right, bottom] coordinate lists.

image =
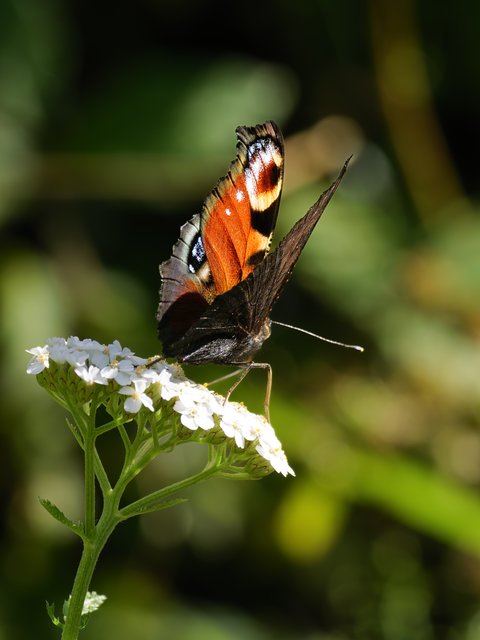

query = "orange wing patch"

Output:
[[202, 122, 284, 294]]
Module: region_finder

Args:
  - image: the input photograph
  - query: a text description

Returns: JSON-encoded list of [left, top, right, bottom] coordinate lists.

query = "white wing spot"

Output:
[[236, 190, 244, 202], [225, 208, 231, 216], [244, 138, 283, 211]]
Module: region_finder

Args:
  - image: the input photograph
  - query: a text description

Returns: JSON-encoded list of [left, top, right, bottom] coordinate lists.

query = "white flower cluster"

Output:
[[81, 591, 107, 616], [26, 337, 294, 476]]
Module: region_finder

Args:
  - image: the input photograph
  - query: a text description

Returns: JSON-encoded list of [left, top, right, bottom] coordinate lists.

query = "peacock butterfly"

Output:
[[156, 121, 350, 419]]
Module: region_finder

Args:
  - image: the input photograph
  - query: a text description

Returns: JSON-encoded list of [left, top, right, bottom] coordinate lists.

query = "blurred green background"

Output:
[[2, 0, 480, 638]]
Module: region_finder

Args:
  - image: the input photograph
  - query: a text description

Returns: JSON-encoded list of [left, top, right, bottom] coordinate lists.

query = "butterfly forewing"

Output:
[[202, 122, 284, 293], [157, 121, 284, 352]]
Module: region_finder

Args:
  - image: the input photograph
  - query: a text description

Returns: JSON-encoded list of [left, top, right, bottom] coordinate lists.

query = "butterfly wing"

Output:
[[202, 121, 284, 293], [165, 158, 351, 365], [157, 121, 284, 350]]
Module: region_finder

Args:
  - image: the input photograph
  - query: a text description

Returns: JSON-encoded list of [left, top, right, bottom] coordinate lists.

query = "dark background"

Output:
[[2, 0, 480, 638]]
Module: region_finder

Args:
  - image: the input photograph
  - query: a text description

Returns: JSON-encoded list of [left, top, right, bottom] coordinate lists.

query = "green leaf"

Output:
[[121, 497, 188, 520], [39, 498, 84, 539], [46, 601, 63, 629]]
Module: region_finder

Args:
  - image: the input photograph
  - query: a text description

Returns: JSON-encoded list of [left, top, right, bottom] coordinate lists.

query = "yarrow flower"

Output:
[[26, 346, 50, 374], [101, 357, 135, 385], [28, 337, 296, 637], [220, 402, 258, 449], [26, 336, 295, 477], [119, 378, 154, 413], [81, 591, 107, 615]]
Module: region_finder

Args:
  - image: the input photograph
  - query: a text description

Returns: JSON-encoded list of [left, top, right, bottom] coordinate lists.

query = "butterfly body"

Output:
[[157, 121, 349, 412]]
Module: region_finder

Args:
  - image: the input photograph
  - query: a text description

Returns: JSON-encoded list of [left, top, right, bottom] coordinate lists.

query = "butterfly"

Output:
[[156, 121, 350, 420]]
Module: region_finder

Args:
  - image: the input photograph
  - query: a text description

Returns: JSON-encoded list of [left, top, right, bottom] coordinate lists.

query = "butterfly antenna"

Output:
[[272, 320, 364, 352]]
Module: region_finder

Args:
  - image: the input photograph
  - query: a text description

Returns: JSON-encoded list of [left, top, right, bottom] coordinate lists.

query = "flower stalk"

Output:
[[27, 337, 294, 638]]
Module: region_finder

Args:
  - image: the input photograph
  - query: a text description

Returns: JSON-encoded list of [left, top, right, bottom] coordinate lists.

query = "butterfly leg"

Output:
[[250, 362, 272, 423], [225, 362, 272, 423], [224, 365, 252, 404], [145, 355, 164, 368], [204, 368, 244, 388]]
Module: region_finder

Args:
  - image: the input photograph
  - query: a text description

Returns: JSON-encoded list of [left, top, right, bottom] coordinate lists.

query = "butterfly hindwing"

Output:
[[156, 214, 210, 347]]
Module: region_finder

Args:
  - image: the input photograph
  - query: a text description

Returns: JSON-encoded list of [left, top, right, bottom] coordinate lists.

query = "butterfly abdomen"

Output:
[[168, 317, 272, 366]]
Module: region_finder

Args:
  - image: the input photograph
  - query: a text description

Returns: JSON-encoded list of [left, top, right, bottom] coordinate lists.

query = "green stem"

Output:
[[65, 416, 111, 496], [113, 434, 175, 501], [92, 450, 111, 496], [119, 464, 220, 519], [56, 383, 233, 639], [60, 506, 119, 640], [117, 423, 132, 454], [95, 416, 132, 436], [84, 419, 96, 539]]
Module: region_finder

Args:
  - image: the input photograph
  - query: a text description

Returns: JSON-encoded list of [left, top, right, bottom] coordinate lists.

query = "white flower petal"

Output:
[[88, 351, 110, 368], [124, 396, 142, 413], [25, 346, 49, 374], [181, 413, 199, 430], [114, 371, 134, 386], [26, 359, 47, 374], [119, 381, 153, 412], [137, 368, 160, 383], [127, 354, 148, 366], [256, 443, 295, 477], [46, 337, 66, 348], [101, 365, 117, 379], [118, 386, 134, 397], [74, 365, 108, 386], [107, 340, 123, 360], [66, 336, 82, 349], [132, 378, 149, 393], [140, 394, 154, 412]]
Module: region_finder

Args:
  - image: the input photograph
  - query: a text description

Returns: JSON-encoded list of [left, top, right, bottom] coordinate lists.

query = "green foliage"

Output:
[[46, 601, 64, 629], [39, 498, 84, 539]]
